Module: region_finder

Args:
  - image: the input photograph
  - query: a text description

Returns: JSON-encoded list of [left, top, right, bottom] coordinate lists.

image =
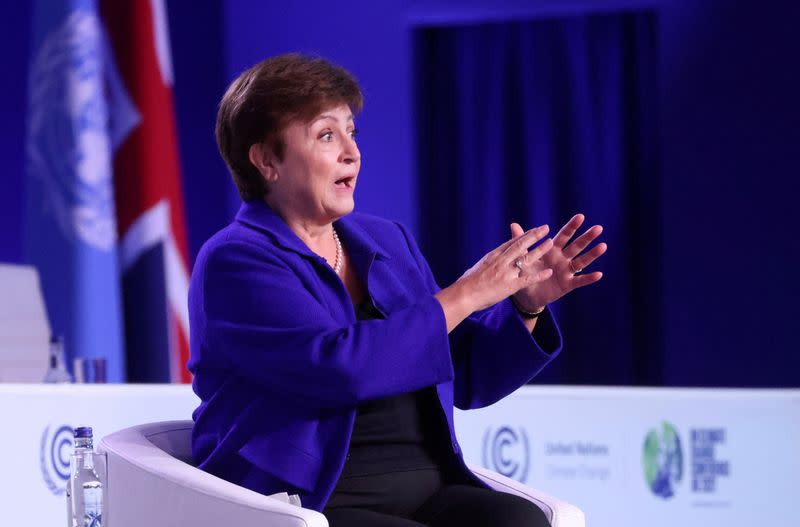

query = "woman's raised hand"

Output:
[[459, 225, 555, 310], [510, 214, 606, 313], [435, 225, 554, 332]]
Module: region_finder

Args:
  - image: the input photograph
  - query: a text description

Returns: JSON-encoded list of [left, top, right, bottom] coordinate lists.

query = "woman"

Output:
[[189, 54, 606, 527]]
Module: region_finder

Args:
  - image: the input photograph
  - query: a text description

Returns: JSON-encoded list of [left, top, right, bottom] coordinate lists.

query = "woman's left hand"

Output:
[[511, 214, 607, 312]]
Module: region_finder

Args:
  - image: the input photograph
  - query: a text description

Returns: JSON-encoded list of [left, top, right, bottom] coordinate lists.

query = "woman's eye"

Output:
[[320, 131, 333, 142], [349, 128, 358, 139]]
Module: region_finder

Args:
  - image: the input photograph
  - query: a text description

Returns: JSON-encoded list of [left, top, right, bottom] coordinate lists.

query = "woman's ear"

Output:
[[248, 142, 279, 183]]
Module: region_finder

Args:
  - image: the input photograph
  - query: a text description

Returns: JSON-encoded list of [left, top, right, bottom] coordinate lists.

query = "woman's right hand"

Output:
[[435, 225, 554, 332]]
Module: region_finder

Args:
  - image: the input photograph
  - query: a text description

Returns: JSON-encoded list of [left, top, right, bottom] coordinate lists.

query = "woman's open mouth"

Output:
[[334, 176, 356, 189]]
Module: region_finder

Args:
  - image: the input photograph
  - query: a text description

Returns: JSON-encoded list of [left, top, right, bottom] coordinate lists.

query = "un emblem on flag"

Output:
[[27, 10, 122, 251], [40, 425, 74, 496]]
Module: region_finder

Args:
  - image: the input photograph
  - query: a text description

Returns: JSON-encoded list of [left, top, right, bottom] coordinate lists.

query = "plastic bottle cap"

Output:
[[74, 427, 93, 438]]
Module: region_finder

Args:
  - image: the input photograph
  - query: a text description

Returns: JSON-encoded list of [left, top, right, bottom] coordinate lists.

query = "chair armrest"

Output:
[[99, 427, 328, 527], [467, 464, 585, 527]]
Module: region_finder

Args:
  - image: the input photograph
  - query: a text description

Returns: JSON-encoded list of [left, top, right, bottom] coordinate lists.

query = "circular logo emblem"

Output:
[[40, 425, 74, 495], [481, 426, 530, 482], [642, 421, 683, 498]]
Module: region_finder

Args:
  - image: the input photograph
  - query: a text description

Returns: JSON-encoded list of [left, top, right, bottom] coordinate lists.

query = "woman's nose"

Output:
[[340, 138, 359, 164]]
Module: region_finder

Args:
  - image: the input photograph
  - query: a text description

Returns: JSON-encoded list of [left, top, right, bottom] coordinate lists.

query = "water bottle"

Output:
[[44, 335, 73, 383], [66, 427, 105, 527]]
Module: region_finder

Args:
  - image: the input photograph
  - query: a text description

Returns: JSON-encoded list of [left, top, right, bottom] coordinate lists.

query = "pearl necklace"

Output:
[[332, 226, 343, 275]]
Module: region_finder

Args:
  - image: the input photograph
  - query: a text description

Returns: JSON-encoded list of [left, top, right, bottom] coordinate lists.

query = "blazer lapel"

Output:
[[236, 200, 320, 261], [236, 201, 414, 316], [336, 216, 417, 316]]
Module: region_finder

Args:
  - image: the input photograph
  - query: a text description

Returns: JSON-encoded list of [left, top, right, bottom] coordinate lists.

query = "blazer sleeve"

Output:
[[394, 222, 563, 410], [192, 239, 455, 410]]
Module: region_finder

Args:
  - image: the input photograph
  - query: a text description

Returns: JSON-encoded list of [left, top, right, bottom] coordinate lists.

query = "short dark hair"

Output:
[[215, 53, 364, 201]]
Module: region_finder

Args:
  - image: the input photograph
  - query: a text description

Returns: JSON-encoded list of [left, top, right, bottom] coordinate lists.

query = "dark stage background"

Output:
[[2, 0, 798, 387]]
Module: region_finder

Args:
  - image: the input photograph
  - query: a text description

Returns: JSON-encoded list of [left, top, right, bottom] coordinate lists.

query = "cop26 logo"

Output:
[[27, 9, 139, 251], [482, 426, 530, 482], [41, 425, 74, 495], [642, 421, 684, 499]]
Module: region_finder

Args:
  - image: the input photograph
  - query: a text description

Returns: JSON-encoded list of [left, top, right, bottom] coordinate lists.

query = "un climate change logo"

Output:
[[40, 425, 74, 495], [482, 426, 530, 482], [643, 421, 684, 499]]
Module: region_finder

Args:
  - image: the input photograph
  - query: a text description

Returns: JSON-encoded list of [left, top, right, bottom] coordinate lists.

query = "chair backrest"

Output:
[[100, 420, 578, 526], [99, 420, 327, 527], [143, 420, 194, 464]]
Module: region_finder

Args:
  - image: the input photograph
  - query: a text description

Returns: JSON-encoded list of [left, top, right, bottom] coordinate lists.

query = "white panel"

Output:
[[0, 265, 50, 381], [2, 384, 797, 526], [455, 386, 799, 526], [0, 384, 198, 525]]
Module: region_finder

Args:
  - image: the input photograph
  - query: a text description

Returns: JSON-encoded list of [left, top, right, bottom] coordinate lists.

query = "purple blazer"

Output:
[[188, 200, 562, 511]]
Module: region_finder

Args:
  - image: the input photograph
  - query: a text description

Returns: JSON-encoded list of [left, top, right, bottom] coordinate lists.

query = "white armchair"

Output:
[[98, 420, 585, 527]]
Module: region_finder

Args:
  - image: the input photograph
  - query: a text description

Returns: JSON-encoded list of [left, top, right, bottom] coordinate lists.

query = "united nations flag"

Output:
[[25, 0, 137, 382]]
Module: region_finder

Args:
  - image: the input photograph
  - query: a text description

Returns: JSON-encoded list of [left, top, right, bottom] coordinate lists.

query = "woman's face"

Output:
[[268, 103, 360, 224]]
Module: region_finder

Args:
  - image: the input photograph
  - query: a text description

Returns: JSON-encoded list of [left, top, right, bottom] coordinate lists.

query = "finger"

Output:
[[505, 226, 550, 260], [563, 225, 603, 259], [569, 242, 607, 272], [569, 271, 603, 289], [499, 224, 549, 256], [521, 268, 553, 288], [510, 222, 525, 239], [552, 214, 585, 248], [491, 226, 536, 256], [520, 238, 553, 265]]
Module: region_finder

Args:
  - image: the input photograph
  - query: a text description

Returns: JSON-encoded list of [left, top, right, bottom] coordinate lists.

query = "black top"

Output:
[[337, 298, 454, 478]]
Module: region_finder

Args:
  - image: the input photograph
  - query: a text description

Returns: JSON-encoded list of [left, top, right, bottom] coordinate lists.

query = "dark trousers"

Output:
[[323, 468, 549, 527]]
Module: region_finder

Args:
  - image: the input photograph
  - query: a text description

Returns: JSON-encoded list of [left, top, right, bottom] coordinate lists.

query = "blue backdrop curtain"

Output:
[[413, 12, 661, 385]]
